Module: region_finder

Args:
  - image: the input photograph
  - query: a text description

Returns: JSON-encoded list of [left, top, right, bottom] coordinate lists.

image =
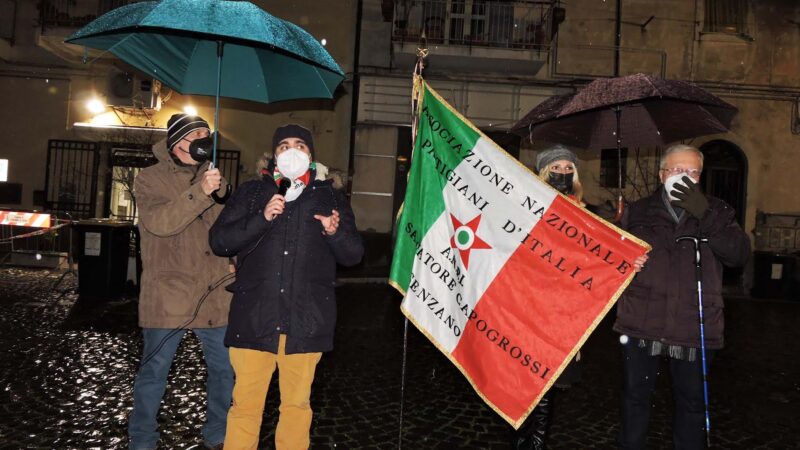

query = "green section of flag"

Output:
[[389, 81, 481, 291]]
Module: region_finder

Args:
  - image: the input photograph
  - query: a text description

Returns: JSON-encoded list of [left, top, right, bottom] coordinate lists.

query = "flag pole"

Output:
[[398, 42, 428, 450], [398, 316, 409, 449], [410, 48, 428, 151]]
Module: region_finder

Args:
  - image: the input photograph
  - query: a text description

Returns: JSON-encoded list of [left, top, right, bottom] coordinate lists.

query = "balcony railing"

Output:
[[38, 0, 142, 33], [392, 0, 555, 50]]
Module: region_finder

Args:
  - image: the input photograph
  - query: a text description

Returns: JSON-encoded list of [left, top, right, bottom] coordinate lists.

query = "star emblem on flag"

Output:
[[450, 214, 492, 270]]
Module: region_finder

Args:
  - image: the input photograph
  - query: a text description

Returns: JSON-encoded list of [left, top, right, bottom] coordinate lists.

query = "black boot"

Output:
[[512, 392, 553, 450]]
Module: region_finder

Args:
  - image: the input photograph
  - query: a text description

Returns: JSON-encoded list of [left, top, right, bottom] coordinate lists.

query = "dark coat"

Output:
[[613, 188, 750, 349], [209, 174, 363, 354]]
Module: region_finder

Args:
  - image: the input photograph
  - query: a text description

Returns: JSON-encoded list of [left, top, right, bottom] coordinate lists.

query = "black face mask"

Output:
[[548, 172, 574, 194], [184, 135, 214, 163]]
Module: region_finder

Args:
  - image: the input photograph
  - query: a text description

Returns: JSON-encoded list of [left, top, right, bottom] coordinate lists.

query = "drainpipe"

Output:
[[614, 0, 621, 76], [346, 0, 363, 198], [4, 0, 17, 46]]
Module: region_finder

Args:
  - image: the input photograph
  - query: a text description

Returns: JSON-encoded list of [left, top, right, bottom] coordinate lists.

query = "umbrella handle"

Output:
[[613, 194, 625, 223], [211, 183, 232, 204]]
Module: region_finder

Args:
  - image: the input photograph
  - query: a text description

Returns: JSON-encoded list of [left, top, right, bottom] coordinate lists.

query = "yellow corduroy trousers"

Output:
[[224, 335, 322, 450]]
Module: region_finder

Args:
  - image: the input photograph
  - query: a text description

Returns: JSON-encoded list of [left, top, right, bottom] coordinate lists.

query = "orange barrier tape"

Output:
[[0, 211, 52, 228], [0, 223, 69, 244]]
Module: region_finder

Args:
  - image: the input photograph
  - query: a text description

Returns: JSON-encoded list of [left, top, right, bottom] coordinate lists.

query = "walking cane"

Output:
[[675, 235, 712, 448]]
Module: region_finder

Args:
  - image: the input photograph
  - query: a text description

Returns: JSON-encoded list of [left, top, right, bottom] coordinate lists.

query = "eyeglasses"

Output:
[[661, 167, 701, 177]]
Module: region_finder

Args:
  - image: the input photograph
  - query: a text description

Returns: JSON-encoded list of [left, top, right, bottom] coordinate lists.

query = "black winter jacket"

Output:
[[613, 188, 750, 349], [209, 175, 364, 354]]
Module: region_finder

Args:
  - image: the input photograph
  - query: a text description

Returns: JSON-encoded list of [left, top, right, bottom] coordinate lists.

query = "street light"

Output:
[[87, 98, 105, 114]]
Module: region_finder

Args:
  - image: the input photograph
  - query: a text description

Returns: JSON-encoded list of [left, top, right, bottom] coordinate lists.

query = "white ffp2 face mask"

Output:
[[664, 173, 690, 201], [276, 148, 310, 180]]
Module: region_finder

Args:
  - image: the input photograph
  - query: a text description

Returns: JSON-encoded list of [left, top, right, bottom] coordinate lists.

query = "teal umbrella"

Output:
[[66, 0, 344, 169]]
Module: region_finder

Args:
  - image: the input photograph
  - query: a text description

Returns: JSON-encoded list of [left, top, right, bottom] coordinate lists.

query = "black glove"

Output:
[[670, 176, 708, 219]]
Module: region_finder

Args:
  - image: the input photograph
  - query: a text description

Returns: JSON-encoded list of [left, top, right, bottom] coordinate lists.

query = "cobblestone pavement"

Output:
[[0, 269, 797, 449]]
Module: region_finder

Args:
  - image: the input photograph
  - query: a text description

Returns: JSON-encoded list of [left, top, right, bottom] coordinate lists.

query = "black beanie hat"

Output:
[[166, 113, 210, 149], [272, 124, 314, 157]]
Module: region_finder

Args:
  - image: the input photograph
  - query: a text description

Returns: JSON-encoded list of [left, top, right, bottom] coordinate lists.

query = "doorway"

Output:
[[699, 139, 748, 286], [106, 146, 157, 222], [699, 139, 747, 226], [102, 145, 242, 223]]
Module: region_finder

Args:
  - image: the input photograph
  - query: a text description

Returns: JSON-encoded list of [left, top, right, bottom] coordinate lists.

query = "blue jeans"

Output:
[[128, 327, 234, 450]]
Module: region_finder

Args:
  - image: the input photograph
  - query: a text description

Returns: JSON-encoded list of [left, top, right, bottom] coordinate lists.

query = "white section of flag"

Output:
[[401, 137, 558, 352]]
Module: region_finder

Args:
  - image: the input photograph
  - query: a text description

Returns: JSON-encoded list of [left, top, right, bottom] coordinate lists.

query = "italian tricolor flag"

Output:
[[390, 78, 649, 428]]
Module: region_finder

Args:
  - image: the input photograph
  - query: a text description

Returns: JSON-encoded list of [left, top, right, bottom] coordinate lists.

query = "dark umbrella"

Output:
[[511, 73, 737, 219], [66, 0, 344, 170], [511, 73, 737, 149]]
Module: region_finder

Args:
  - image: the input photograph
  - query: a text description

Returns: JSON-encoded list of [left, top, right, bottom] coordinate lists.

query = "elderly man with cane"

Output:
[[615, 144, 750, 450]]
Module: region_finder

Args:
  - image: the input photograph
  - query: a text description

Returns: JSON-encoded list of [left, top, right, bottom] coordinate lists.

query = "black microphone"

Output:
[[278, 178, 291, 196]]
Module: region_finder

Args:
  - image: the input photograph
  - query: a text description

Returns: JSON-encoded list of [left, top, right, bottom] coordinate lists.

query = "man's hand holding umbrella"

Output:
[[201, 169, 222, 196]]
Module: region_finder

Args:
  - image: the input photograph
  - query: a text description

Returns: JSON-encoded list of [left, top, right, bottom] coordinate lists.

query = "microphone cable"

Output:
[[139, 177, 289, 366], [138, 178, 340, 367], [138, 271, 235, 368]]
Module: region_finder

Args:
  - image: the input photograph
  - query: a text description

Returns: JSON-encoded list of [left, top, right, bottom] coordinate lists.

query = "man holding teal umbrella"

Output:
[[132, 113, 233, 450]]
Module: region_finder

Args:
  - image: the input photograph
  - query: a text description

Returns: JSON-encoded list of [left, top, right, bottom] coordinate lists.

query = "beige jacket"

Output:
[[134, 141, 231, 329]]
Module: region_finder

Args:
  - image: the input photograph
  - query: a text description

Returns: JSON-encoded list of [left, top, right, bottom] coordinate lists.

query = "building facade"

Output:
[[348, 0, 800, 285], [0, 0, 357, 221], [2, 0, 800, 282]]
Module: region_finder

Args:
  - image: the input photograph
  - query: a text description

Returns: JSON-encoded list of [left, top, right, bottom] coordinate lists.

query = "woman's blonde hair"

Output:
[[538, 161, 584, 204]]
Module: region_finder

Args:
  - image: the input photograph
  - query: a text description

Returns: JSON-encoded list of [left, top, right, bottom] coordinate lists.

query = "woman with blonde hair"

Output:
[[512, 144, 585, 450], [535, 144, 584, 204]]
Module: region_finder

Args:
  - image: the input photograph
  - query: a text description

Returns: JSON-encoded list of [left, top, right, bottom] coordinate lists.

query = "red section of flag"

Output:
[[451, 196, 646, 423]]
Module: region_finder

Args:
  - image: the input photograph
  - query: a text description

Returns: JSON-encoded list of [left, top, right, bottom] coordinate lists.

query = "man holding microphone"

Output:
[[129, 113, 234, 450], [210, 124, 363, 449]]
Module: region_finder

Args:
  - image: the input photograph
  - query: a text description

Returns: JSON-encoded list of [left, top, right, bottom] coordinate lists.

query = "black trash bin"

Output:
[[74, 219, 135, 302], [751, 251, 800, 300]]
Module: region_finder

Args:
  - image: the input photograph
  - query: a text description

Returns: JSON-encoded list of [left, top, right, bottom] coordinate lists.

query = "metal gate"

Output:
[[44, 140, 100, 219], [216, 150, 241, 188]]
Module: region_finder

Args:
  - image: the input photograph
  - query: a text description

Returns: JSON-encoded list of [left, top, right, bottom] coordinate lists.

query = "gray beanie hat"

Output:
[[536, 144, 578, 173]]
